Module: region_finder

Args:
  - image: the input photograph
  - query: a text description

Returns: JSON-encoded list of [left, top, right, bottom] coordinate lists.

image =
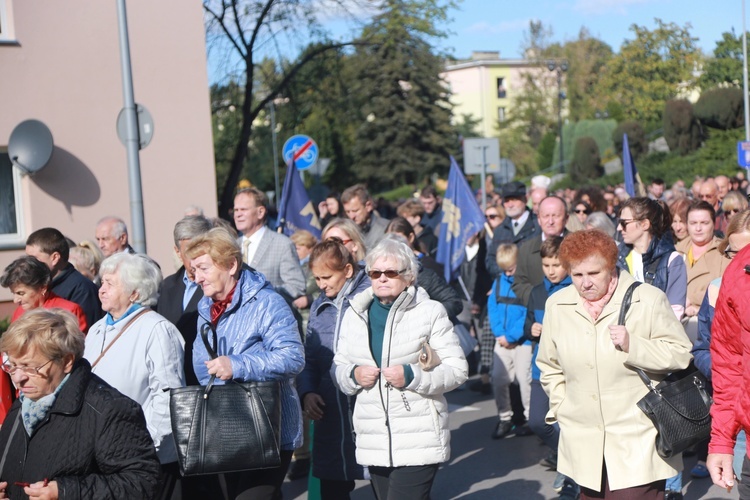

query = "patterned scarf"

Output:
[[582, 273, 618, 321], [20, 373, 70, 436], [210, 284, 237, 327]]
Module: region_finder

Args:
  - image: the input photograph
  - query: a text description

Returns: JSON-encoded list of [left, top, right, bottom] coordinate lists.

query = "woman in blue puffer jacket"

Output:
[[297, 239, 371, 499], [185, 227, 305, 500]]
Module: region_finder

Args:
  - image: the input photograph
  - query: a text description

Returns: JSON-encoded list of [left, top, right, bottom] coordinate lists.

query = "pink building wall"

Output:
[[0, 0, 217, 308]]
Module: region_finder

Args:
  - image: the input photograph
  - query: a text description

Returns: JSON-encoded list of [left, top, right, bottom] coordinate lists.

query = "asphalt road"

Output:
[[283, 379, 738, 500]]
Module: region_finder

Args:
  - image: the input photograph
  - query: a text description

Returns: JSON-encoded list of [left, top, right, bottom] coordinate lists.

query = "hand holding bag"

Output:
[[170, 323, 282, 476], [619, 282, 712, 459]]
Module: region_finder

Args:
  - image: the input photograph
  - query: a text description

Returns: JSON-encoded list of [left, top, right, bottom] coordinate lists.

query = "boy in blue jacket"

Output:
[[487, 243, 531, 440], [523, 237, 578, 498]]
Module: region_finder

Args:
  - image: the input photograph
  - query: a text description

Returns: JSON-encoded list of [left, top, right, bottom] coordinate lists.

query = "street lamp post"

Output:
[[547, 60, 568, 173]]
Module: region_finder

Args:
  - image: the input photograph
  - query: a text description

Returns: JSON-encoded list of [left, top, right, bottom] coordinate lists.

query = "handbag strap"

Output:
[[199, 322, 254, 398], [91, 308, 150, 369], [617, 282, 655, 389]]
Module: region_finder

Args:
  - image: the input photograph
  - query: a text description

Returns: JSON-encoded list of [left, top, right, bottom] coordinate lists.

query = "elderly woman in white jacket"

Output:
[[334, 236, 468, 500]]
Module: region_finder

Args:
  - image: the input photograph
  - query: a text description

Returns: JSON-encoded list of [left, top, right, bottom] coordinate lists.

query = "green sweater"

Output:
[[366, 299, 414, 387]]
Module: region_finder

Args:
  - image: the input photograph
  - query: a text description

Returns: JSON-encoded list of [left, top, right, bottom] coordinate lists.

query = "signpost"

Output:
[[738, 141, 750, 169], [283, 134, 319, 171], [463, 138, 501, 212]]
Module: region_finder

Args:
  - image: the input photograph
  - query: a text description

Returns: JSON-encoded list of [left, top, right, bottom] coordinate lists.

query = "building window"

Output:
[[0, 1, 14, 42], [497, 77, 506, 98], [0, 151, 24, 247], [497, 107, 506, 122]]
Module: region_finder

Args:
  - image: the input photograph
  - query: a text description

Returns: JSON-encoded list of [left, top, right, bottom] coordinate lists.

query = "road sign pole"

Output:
[[480, 146, 488, 213]]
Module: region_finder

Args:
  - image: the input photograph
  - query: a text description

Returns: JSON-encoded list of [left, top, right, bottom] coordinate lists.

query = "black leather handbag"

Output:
[[620, 282, 713, 459], [170, 323, 282, 476]]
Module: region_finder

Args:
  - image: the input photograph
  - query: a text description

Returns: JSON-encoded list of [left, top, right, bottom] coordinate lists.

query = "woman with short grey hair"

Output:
[[586, 211, 617, 239], [334, 238, 468, 499], [84, 252, 186, 499]]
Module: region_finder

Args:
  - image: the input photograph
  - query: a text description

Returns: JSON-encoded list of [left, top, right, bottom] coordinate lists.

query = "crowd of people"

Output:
[[0, 171, 749, 500]]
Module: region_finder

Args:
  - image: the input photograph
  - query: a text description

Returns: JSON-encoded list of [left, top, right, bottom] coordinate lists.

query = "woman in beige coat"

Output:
[[537, 230, 692, 499]]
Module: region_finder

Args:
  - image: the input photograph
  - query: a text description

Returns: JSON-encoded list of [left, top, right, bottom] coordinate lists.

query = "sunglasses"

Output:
[[574, 209, 589, 214], [724, 249, 739, 259], [368, 269, 405, 280], [726, 208, 742, 215], [485, 214, 499, 220], [618, 219, 641, 228]]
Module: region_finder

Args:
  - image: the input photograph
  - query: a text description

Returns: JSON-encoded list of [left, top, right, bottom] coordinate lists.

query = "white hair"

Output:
[[365, 235, 419, 286], [99, 253, 162, 307]]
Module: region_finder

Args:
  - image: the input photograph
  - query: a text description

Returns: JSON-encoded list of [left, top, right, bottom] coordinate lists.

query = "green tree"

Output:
[[350, 0, 456, 189], [699, 30, 746, 88], [595, 19, 701, 128], [561, 28, 614, 122], [663, 99, 703, 155]]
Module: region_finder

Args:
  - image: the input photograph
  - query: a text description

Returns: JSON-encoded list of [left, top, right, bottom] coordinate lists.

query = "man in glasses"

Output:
[[485, 181, 540, 279], [700, 179, 728, 236]]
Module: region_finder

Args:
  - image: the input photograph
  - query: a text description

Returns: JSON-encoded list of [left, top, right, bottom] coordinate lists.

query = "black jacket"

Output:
[[416, 259, 463, 321], [0, 359, 160, 500], [51, 264, 103, 328], [486, 211, 540, 278], [156, 267, 203, 385]]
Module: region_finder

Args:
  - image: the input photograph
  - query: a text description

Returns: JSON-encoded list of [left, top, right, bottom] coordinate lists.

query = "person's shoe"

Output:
[[287, 458, 310, 480], [553, 472, 566, 492], [512, 423, 534, 437], [558, 479, 579, 500], [690, 461, 710, 479], [539, 451, 558, 470], [664, 491, 683, 500], [491, 420, 513, 439], [469, 380, 492, 395]]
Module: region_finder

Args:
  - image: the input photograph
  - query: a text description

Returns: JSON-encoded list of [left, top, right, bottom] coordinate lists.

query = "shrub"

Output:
[[570, 136, 604, 183], [663, 99, 703, 155], [694, 87, 744, 130], [612, 121, 648, 160]]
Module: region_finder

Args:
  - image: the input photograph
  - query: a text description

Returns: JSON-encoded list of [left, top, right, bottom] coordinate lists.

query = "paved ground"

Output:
[[282, 379, 738, 499]]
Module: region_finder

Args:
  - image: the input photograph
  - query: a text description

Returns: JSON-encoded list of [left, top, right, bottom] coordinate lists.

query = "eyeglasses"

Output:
[[485, 214, 499, 220], [368, 269, 405, 280], [618, 219, 641, 229], [724, 249, 739, 259], [1, 358, 55, 377], [326, 236, 353, 245]]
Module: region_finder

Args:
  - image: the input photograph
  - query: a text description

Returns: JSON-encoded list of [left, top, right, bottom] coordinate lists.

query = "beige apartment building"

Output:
[[0, 1, 216, 316]]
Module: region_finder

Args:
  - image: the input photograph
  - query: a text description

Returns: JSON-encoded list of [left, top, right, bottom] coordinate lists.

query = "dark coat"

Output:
[[51, 264, 103, 328], [156, 267, 203, 385], [416, 260, 463, 321], [297, 268, 371, 481], [486, 211, 540, 278], [0, 359, 160, 500]]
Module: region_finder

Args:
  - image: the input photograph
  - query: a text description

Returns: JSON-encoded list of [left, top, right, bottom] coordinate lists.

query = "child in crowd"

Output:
[[487, 244, 533, 439], [524, 237, 578, 499]]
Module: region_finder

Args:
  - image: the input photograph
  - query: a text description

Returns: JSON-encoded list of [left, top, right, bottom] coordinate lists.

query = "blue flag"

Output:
[[436, 156, 486, 283], [622, 133, 645, 197], [277, 161, 322, 239]]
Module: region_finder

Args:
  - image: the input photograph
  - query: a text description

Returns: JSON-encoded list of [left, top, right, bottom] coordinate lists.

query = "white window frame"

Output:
[[0, 1, 16, 43], [0, 149, 25, 249], [497, 107, 506, 123]]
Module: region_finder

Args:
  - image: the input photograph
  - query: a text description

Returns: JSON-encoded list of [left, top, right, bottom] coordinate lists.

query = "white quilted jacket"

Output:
[[334, 286, 468, 467]]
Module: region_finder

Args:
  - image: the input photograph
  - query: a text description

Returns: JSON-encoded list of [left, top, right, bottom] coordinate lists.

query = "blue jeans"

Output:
[[665, 471, 682, 493]]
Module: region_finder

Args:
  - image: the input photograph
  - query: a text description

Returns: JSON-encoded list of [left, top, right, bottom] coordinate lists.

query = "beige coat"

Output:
[[537, 271, 692, 491], [675, 237, 730, 308]]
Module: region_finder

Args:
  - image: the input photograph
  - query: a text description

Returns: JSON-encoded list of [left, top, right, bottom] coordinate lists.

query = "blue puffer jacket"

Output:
[[194, 268, 305, 450], [487, 274, 527, 344], [297, 268, 371, 481], [524, 276, 573, 380]]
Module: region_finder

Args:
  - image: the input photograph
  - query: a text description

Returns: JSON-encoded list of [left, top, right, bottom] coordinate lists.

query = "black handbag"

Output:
[[619, 282, 713, 459], [170, 323, 282, 476]]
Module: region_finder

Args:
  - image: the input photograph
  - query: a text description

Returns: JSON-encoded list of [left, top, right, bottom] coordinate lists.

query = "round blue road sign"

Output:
[[282, 135, 319, 170]]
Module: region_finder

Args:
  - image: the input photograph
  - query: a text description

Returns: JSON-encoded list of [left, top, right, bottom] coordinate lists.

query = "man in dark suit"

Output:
[[156, 215, 213, 386], [512, 196, 569, 305], [486, 181, 540, 278], [95, 216, 136, 257]]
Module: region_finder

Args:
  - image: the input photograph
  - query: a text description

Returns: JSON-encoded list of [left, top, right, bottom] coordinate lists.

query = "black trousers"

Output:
[[528, 380, 559, 451], [224, 450, 294, 500], [369, 464, 439, 500], [739, 454, 750, 500], [320, 479, 356, 500]]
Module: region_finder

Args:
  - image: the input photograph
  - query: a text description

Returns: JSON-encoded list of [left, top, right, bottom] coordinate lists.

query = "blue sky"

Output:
[[435, 0, 740, 59]]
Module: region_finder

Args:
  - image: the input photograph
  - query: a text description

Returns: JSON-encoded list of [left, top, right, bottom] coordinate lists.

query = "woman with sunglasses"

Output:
[[334, 238, 468, 500], [616, 198, 687, 320], [296, 239, 371, 499], [572, 201, 592, 225], [322, 218, 367, 263], [719, 190, 748, 226]]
